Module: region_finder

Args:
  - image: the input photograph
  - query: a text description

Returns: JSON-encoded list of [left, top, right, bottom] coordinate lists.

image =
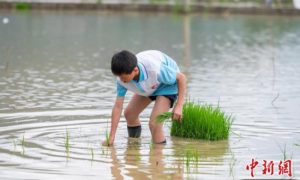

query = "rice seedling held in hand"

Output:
[[156, 112, 173, 123], [157, 101, 233, 141]]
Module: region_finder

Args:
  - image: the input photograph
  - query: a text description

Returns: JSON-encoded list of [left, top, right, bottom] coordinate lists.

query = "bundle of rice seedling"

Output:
[[157, 102, 233, 140]]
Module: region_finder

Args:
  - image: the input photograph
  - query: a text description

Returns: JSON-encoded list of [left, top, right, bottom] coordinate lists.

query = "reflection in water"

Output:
[[110, 147, 123, 180], [171, 137, 229, 162], [108, 137, 228, 179], [110, 139, 183, 180], [171, 137, 229, 176]]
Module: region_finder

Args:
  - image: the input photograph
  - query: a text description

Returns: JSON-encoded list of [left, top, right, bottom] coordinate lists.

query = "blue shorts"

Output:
[[148, 94, 178, 108]]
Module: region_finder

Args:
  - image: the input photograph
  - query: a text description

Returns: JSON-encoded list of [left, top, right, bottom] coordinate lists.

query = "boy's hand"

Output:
[[172, 104, 183, 121], [102, 138, 114, 146]]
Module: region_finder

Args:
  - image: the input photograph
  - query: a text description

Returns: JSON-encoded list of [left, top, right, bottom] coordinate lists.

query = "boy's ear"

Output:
[[133, 66, 139, 73]]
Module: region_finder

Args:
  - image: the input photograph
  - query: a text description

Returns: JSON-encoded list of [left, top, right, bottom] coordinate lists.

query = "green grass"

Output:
[[157, 101, 233, 140], [149, 0, 168, 5], [15, 2, 31, 11], [172, 2, 185, 14]]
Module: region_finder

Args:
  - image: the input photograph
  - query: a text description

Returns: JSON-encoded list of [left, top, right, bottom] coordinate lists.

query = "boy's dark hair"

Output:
[[111, 50, 137, 75]]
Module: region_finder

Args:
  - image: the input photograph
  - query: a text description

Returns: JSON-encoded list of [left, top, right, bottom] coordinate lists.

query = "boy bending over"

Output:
[[103, 50, 186, 146]]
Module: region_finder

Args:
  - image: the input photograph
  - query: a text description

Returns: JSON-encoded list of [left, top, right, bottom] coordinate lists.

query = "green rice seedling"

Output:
[[90, 148, 94, 161], [157, 101, 233, 140], [282, 144, 287, 161], [104, 116, 110, 146], [105, 130, 110, 146], [21, 134, 25, 147], [278, 144, 293, 161], [157, 112, 172, 123], [277, 144, 294, 178], [65, 129, 70, 154]]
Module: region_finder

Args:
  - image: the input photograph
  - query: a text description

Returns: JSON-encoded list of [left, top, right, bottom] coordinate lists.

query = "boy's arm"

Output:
[[172, 72, 186, 121], [103, 96, 124, 146]]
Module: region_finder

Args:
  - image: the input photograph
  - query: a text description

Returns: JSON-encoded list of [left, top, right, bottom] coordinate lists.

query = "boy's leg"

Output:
[[124, 94, 152, 138], [149, 96, 171, 144]]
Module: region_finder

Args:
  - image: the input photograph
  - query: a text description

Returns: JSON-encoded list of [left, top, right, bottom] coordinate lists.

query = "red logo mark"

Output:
[[246, 159, 292, 178], [151, 84, 158, 89]]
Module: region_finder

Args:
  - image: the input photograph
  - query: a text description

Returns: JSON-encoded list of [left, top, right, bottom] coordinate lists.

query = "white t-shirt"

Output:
[[116, 50, 180, 97]]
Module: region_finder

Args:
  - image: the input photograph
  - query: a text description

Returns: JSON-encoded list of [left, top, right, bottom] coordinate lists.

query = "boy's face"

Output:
[[118, 67, 138, 83]]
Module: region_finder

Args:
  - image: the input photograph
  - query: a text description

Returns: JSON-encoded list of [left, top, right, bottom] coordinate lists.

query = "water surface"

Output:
[[0, 10, 300, 179]]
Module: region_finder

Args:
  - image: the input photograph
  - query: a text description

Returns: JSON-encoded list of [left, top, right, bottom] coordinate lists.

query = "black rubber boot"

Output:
[[156, 139, 167, 144], [127, 125, 142, 138]]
